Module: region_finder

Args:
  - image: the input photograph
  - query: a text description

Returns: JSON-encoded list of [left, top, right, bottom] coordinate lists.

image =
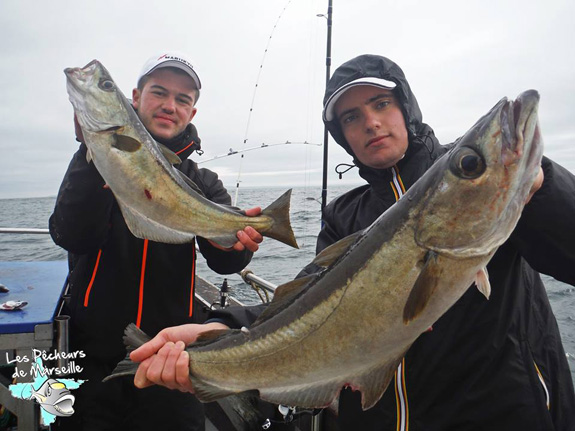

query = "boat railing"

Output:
[[0, 228, 50, 234]]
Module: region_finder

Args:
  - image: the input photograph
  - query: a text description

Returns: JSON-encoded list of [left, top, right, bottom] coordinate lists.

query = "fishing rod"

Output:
[[318, 0, 333, 217], [197, 141, 321, 165], [233, 0, 293, 206]]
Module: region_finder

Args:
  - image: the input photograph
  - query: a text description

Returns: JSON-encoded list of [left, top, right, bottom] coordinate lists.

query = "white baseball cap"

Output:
[[323, 77, 396, 121], [138, 52, 202, 91]]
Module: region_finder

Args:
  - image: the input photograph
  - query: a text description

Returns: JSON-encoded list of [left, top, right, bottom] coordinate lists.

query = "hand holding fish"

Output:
[[130, 322, 229, 392], [526, 166, 544, 204], [207, 207, 263, 252]]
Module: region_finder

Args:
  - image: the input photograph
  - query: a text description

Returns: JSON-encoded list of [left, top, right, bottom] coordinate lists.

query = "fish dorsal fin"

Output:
[[251, 275, 318, 328], [113, 134, 142, 152], [403, 251, 442, 324], [174, 169, 206, 197], [158, 143, 183, 165], [195, 328, 231, 343], [475, 267, 491, 299], [312, 231, 362, 268]]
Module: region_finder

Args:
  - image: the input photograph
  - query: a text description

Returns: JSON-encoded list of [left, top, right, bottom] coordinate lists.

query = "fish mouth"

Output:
[[500, 89, 542, 170], [40, 393, 75, 417], [65, 60, 125, 133], [64, 60, 100, 92]]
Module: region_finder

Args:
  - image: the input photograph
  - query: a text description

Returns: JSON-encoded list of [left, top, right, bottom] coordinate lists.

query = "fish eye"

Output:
[[450, 147, 486, 179], [46, 386, 52, 396], [99, 79, 115, 91]]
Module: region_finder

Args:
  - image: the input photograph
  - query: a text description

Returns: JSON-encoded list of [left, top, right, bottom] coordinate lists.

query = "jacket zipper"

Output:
[[534, 361, 551, 410], [188, 239, 196, 317], [390, 165, 409, 430]]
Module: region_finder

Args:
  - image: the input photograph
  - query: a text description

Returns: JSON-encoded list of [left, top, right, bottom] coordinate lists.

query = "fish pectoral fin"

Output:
[[475, 267, 491, 299], [175, 169, 206, 197], [403, 251, 442, 324], [313, 231, 363, 268], [113, 134, 142, 152], [357, 353, 408, 410], [158, 143, 183, 165], [251, 275, 318, 327]]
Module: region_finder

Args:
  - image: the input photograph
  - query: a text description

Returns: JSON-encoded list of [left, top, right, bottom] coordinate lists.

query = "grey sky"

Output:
[[0, 0, 573, 199]]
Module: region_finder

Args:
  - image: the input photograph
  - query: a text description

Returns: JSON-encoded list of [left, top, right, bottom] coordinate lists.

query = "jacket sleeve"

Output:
[[49, 144, 115, 254], [192, 165, 253, 274], [510, 156, 575, 285]]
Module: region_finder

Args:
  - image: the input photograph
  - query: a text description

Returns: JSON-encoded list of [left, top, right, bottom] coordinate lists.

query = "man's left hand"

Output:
[[208, 206, 263, 253]]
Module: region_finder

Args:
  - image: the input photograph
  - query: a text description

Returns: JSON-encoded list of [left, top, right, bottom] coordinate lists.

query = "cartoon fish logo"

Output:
[[29, 379, 75, 417]]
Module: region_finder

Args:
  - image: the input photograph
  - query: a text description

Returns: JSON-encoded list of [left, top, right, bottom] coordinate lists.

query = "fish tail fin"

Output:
[[261, 189, 299, 249], [102, 323, 151, 382]]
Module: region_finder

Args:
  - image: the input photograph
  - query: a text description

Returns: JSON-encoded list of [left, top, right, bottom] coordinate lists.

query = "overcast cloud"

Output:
[[0, 0, 573, 199]]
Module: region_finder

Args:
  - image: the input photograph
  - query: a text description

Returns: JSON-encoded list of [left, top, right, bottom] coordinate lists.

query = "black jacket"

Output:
[[205, 55, 575, 431], [50, 123, 252, 363], [322, 55, 575, 431], [210, 55, 575, 431]]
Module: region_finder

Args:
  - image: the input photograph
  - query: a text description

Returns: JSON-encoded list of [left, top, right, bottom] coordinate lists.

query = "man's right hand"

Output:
[[130, 322, 229, 392]]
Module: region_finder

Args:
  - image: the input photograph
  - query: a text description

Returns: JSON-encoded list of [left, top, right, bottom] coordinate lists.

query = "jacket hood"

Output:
[[323, 55, 439, 182]]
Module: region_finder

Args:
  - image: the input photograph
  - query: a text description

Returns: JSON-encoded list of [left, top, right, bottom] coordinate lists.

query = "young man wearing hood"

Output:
[[50, 52, 262, 431], [314, 54, 575, 430], [125, 55, 575, 431]]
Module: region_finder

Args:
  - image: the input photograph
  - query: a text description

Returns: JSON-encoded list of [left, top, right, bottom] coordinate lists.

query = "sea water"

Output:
[[0, 186, 574, 384]]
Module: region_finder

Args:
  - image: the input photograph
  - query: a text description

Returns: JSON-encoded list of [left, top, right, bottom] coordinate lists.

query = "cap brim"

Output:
[[323, 77, 396, 122], [146, 61, 202, 90]]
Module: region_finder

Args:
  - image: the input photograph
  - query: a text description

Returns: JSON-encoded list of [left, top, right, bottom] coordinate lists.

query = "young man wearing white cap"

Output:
[[50, 52, 262, 431]]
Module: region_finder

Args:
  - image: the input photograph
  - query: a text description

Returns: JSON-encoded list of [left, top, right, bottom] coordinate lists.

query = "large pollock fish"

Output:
[[65, 60, 298, 249], [109, 90, 543, 410]]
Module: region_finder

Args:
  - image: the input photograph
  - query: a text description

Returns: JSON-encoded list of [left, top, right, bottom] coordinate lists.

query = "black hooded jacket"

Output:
[[202, 55, 575, 430], [320, 55, 575, 431], [50, 123, 253, 364]]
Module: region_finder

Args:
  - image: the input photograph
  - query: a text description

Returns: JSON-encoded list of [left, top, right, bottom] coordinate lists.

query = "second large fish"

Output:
[[110, 90, 542, 410], [65, 60, 298, 248]]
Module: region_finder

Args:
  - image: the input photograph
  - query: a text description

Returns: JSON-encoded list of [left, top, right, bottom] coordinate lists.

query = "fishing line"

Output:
[[233, 0, 293, 206], [197, 141, 321, 164]]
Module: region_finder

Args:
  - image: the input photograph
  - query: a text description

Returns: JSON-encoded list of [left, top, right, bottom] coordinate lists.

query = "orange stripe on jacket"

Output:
[[136, 239, 149, 328], [83, 249, 103, 307]]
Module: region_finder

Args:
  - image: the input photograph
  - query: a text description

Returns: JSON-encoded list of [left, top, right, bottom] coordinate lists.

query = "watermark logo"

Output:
[[6, 350, 85, 425]]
